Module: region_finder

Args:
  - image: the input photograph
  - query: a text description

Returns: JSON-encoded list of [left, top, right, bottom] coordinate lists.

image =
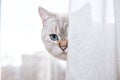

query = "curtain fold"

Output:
[[114, 0, 120, 78]]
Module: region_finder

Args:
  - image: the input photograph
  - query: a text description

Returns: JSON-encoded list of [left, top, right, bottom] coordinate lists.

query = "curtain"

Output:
[[66, 0, 120, 80]]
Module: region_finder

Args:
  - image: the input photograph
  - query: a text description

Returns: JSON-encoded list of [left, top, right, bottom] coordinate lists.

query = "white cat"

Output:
[[38, 7, 69, 60]]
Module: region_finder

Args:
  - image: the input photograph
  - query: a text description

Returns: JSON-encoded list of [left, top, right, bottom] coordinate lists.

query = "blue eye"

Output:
[[50, 34, 59, 41]]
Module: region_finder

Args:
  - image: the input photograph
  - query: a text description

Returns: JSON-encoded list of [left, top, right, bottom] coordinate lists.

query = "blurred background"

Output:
[[1, 0, 69, 80]]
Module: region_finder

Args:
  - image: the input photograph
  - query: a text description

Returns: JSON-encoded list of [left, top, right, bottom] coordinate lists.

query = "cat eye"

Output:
[[50, 34, 59, 41]]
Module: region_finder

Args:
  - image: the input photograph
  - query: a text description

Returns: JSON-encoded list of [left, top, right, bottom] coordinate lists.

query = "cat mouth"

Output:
[[62, 51, 67, 54], [63, 52, 66, 54]]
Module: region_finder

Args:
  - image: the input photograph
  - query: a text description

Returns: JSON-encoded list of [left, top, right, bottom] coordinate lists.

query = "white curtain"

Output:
[[66, 0, 120, 80]]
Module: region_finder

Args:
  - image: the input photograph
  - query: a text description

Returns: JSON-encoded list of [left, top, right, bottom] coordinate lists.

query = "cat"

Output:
[[38, 7, 69, 60]]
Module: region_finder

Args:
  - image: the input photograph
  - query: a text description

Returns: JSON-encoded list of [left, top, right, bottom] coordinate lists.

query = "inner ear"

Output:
[[38, 7, 51, 22]]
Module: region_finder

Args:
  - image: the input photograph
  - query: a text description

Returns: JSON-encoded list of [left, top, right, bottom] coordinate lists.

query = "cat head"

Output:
[[38, 7, 68, 60]]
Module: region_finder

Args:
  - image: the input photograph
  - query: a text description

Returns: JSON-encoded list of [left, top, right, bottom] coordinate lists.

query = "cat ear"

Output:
[[38, 7, 51, 22]]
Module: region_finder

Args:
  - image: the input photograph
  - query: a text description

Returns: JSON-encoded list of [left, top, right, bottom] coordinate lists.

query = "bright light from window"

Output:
[[1, 0, 69, 66]]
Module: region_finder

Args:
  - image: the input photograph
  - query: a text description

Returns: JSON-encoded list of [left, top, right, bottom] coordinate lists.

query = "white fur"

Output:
[[38, 7, 68, 60]]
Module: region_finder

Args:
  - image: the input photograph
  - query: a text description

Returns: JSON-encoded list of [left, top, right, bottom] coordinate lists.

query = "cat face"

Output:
[[38, 7, 68, 60]]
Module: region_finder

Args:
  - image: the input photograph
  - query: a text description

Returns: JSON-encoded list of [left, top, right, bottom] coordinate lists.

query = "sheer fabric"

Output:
[[67, 0, 120, 80]]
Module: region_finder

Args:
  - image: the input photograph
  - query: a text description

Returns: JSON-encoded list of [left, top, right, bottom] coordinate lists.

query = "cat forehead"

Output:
[[45, 15, 68, 29], [43, 14, 68, 39], [56, 18, 68, 39], [57, 14, 68, 24], [54, 17, 68, 32]]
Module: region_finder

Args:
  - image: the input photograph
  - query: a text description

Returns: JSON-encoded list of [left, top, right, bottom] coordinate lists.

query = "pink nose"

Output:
[[59, 40, 68, 51], [60, 46, 67, 51]]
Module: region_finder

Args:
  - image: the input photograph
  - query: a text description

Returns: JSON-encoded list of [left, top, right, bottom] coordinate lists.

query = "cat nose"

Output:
[[60, 46, 67, 51], [59, 40, 68, 51]]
